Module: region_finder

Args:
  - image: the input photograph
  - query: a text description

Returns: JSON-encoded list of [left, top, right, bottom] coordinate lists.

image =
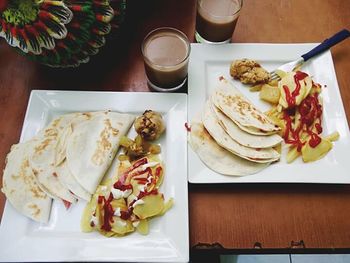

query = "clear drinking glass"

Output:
[[142, 27, 191, 92], [195, 0, 243, 44]]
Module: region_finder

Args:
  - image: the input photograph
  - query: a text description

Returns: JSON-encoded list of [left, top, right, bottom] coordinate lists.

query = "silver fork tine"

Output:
[[269, 72, 279, 81], [269, 57, 305, 81]]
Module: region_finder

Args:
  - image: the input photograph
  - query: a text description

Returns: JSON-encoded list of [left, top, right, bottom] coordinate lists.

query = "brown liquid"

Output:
[[196, 0, 241, 42], [143, 29, 190, 89]]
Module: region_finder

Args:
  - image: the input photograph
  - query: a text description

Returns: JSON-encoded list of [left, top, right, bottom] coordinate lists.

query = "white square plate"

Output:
[[0, 91, 189, 262], [188, 43, 350, 184]]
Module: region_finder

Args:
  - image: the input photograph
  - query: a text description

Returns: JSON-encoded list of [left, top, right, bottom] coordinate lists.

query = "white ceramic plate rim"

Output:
[[188, 43, 350, 184], [0, 91, 189, 262]]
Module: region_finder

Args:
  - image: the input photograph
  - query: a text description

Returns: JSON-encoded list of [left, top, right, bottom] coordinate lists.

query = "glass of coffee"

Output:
[[195, 0, 243, 44], [142, 27, 191, 92]]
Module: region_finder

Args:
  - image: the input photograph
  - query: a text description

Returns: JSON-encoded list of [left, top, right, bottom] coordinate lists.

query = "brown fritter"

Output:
[[230, 59, 271, 85]]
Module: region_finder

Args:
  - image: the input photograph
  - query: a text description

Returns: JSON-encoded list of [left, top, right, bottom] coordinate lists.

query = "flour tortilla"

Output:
[[211, 102, 282, 148], [212, 77, 280, 135], [202, 101, 280, 163], [56, 161, 91, 201], [30, 134, 77, 203], [66, 111, 135, 194], [2, 143, 52, 223], [38, 112, 97, 166], [189, 116, 269, 176]]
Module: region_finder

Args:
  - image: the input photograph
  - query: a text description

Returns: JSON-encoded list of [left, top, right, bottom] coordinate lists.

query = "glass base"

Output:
[[195, 31, 231, 44], [147, 77, 187, 92]]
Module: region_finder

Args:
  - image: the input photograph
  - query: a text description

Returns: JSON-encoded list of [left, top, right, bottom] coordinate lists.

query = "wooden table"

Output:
[[1, 0, 350, 260]]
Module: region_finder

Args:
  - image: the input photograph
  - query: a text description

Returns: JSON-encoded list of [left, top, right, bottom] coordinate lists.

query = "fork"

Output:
[[270, 29, 350, 81]]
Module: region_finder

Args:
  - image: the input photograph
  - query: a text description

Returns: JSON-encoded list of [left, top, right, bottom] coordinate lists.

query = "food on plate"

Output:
[[261, 70, 339, 163], [277, 71, 313, 110], [212, 77, 280, 135], [119, 135, 161, 161], [230, 59, 271, 85], [81, 156, 173, 236], [30, 122, 78, 204], [1, 142, 52, 223], [189, 77, 282, 176], [259, 84, 281, 104], [134, 110, 165, 141], [189, 115, 269, 176], [202, 101, 280, 163], [66, 111, 135, 194], [55, 161, 92, 201], [2, 110, 134, 222], [301, 137, 333, 163], [211, 101, 282, 148]]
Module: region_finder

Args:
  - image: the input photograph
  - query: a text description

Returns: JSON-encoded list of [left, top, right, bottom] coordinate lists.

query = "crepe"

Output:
[[56, 161, 91, 201], [2, 143, 52, 223], [202, 101, 280, 163], [211, 101, 282, 148], [212, 77, 280, 135], [30, 133, 77, 203], [66, 111, 135, 194], [189, 116, 269, 176]]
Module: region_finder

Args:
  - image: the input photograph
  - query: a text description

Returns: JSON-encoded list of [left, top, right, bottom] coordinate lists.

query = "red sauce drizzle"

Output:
[[283, 71, 309, 108], [113, 180, 133, 191], [121, 190, 159, 221], [99, 193, 114, 232], [119, 158, 148, 183], [62, 199, 72, 210], [283, 92, 323, 150], [184, 122, 191, 132], [98, 159, 163, 227]]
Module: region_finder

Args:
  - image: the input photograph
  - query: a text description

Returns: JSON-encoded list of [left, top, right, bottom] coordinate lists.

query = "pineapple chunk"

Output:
[[259, 84, 280, 104], [136, 219, 149, 235], [301, 138, 333, 162], [324, 131, 340, 142], [133, 194, 164, 219]]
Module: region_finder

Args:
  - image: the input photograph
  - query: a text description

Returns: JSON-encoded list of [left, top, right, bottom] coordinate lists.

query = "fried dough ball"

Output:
[[230, 59, 271, 85], [134, 110, 165, 141]]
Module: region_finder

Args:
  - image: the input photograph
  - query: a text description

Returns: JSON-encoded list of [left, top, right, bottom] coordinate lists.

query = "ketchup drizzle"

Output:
[[283, 91, 323, 150], [99, 193, 115, 232], [283, 71, 309, 108], [97, 158, 163, 229]]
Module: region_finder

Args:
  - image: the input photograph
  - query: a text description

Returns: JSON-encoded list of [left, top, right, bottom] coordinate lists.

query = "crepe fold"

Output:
[[189, 116, 269, 176], [202, 101, 280, 163], [212, 77, 280, 135], [66, 111, 135, 194], [2, 142, 52, 223]]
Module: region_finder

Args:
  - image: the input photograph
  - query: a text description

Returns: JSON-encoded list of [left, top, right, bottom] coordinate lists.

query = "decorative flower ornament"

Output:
[[0, 0, 126, 67]]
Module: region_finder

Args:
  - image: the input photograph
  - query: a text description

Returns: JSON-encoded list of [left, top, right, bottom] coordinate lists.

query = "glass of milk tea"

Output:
[[142, 27, 191, 92], [195, 0, 243, 44]]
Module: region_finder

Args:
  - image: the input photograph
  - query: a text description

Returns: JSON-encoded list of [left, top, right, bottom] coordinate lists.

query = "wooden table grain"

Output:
[[0, 0, 350, 256]]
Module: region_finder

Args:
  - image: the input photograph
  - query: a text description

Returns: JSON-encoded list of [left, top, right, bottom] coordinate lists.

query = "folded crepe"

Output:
[[66, 111, 135, 194], [2, 143, 52, 223], [210, 101, 282, 148], [30, 132, 77, 203], [55, 161, 91, 201], [212, 77, 280, 135], [202, 101, 280, 163], [29, 113, 91, 203], [189, 116, 269, 176]]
